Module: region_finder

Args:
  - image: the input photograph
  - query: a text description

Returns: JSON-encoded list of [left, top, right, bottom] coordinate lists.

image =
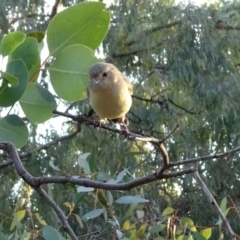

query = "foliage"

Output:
[[0, 0, 240, 239]]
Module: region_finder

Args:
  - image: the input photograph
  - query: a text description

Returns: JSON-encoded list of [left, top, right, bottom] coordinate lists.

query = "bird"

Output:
[[87, 62, 133, 125]]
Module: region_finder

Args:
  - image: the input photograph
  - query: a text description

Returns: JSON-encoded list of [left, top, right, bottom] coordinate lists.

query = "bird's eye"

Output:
[[102, 72, 108, 77]]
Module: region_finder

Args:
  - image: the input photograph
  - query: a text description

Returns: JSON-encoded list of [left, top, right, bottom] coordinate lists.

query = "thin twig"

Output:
[[160, 124, 179, 143], [169, 145, 240, 167], [125, 21, 181, 47], [132, 95, 196, 114], [193, 171, 236, 240], [36, 186, 78, 240], [0, 127, 81, 169]]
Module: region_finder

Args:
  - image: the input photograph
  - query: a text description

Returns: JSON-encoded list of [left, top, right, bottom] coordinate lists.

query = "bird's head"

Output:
[[89, 63, 118, 85]]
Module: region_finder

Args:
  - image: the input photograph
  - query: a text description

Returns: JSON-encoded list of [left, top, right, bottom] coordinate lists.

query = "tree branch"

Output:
[[132, 95, 196, 114], [193, 171, 236, 240], [125, 21, 181, 47], [215, 20, 240, 31], [168, 145, 240, 167], [36, 186, 78, 240], [112, 37, 171, 59], [0, 127, 81, 169], [0, 142, 78, 240]]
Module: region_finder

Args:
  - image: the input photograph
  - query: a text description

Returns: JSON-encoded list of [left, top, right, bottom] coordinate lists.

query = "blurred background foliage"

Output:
[[1, 0, 240, 239]]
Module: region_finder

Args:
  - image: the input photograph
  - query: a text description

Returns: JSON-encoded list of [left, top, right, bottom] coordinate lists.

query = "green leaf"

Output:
[[107, 191, 113, 205], [0, 231, 8, 240], [0, 31, 26, 56], [77, 186, 94, 193], [193, 232, 207, 240], [15, 198, 26, 211], [10, 210, 26, 230], [42, 226, 64, 240], [72, 214, 83, 228], [116, 196, 149, 204], [220, 197, 227, 212], [35, 213, 47, 226], [148, 224, 166, 234], [96, 172, 111, 182], [97, 190, 109, 208], [0, 71, 19, 86], [63, 202, 73, 212], [136, 210, 144, 218], [116, 230, 123, 239], [123, 220, 130, 230], [162, 207, 175, 216], [20, 232, 32, 240], [19, 83, 57, 124], [47, 2, 110, 57], [200, 228, 212, 239], [216, 207, 230, 225], [78, 152, 91, 174], [106, 169, 128, 184], [180, 217, 197, 232], [0, 60, 28, 107], [82, 208, 104, 221], [48, 44, 101, 101], [10, 37, 40, 82], [177, 235, 193, 240], [49, 160, 61, 171], [0, 115, 29, 148], [216, 197, 229, 226], [136, 223, 147, 238], [27, 31, 45, 42]]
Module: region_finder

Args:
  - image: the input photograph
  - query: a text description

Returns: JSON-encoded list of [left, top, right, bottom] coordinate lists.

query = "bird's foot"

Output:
[[93, 119, 107, 129], [93, 120, 101, 129], [120, 123, 130, 138]]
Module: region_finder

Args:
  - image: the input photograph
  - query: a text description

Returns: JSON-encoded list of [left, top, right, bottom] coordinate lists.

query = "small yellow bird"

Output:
[[87, 62, 133, 124]]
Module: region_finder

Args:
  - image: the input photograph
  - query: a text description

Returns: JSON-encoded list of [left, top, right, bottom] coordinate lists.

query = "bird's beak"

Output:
[[91, 78, 100, 85]]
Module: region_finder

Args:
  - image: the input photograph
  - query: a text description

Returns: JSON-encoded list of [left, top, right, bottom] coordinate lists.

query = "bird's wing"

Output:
[[121, 73, 133, 95]]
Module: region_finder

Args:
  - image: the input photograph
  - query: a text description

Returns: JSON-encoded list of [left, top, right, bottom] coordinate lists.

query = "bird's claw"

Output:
[[93, 120, 101, 129], [120, 124, 129, 138]]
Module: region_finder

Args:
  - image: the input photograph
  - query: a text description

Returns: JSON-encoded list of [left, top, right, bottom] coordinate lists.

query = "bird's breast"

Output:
[[88, 80, 132, 119]]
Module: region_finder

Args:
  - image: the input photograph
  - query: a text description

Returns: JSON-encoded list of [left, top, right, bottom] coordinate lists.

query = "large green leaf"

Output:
[[0, 232, 8, 240], [47, 2, 110, 57], [49, 44, 100, 101], [0, 31, 26, 56], [0, 115, 29, 149], [193, 232, 207, 240], [180, 217, 197, 232], [19, 83, 57, 124], [78, 153, 91, 174], [42, 226, 65, 240], [82, 209, 104, 221], [200, 228, 212, 239], [10, 37, 40, 82], [0, 60, 28, 107], [0, 71, 18, 86], [106, 169, 128, 184], [116, 196, 149, 204], [162, 207, 175, 216], [10, 210, 26, 230]]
